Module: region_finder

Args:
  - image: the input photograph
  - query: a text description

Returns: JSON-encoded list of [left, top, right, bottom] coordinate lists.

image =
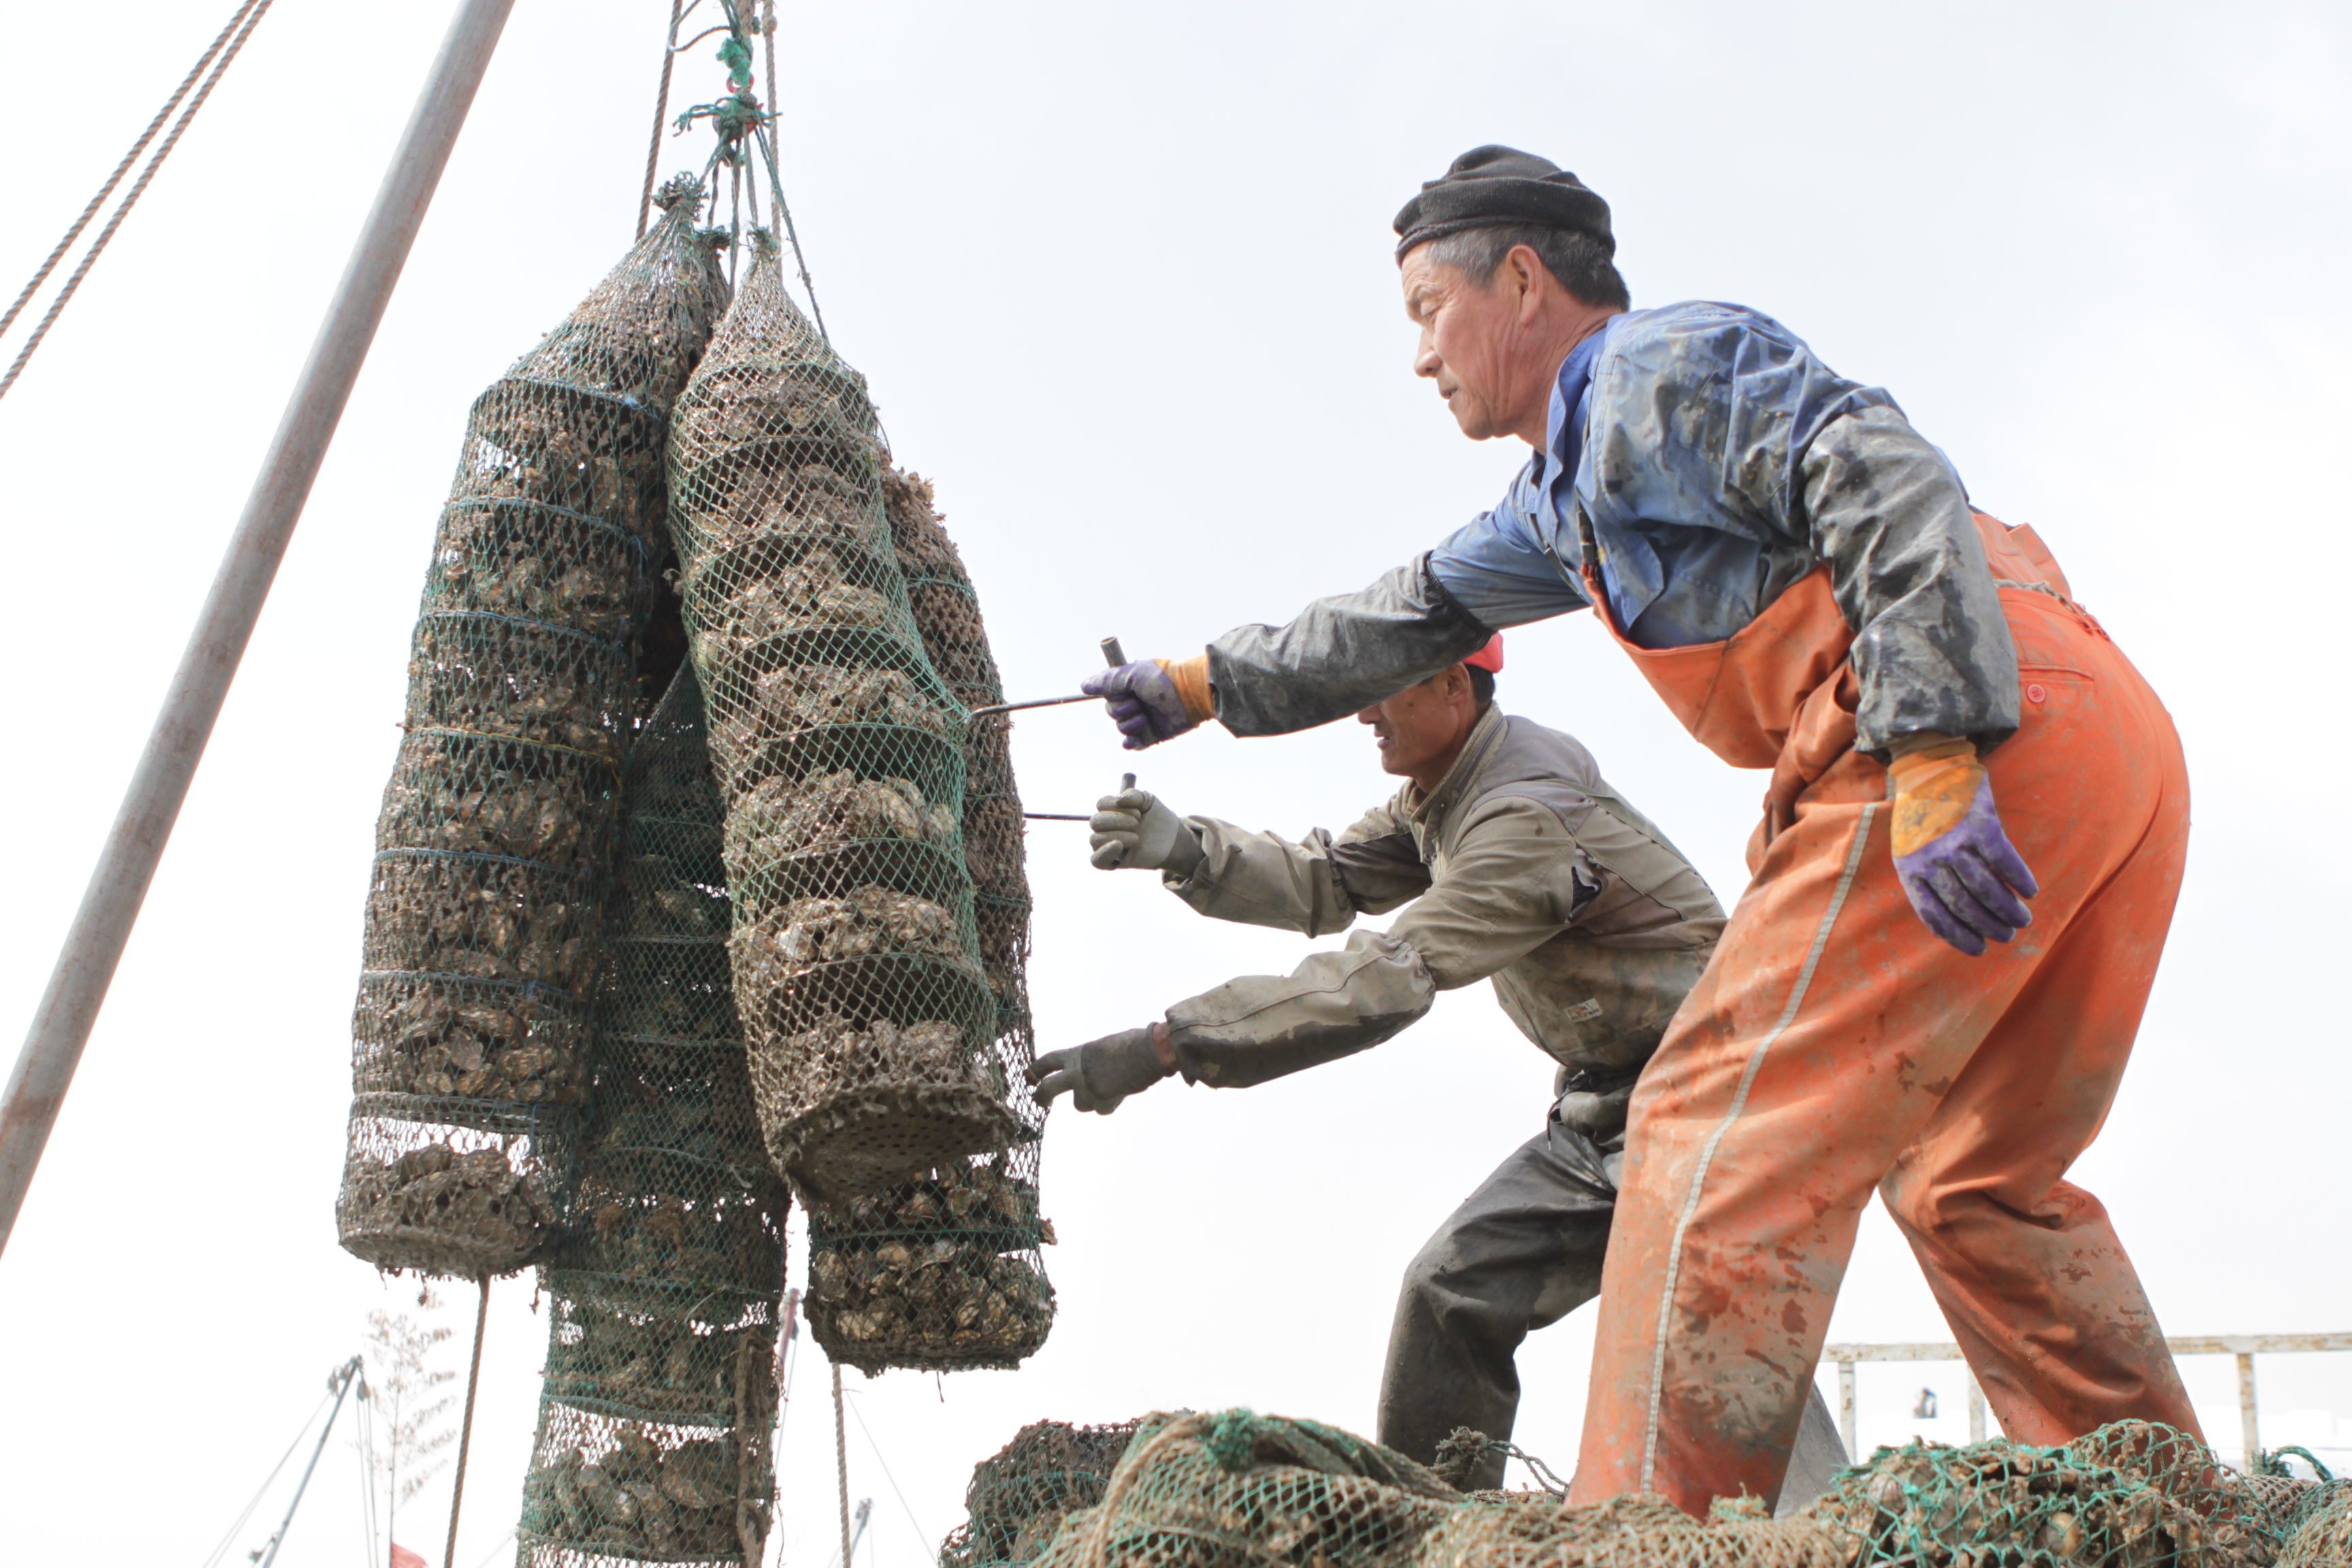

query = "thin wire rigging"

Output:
[[844, 1390, 932, 1551], [0, 0, 261, 342], [195, 1385, 334, 1568], [635, 0, 687, 240], [0, 0, 276, 404]]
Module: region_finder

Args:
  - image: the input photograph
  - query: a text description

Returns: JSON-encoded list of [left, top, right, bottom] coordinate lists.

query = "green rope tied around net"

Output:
[[2261, 1445, 2337, 1482], [1200, 1411, 1262, 1474], [674, 91, 764, 169]]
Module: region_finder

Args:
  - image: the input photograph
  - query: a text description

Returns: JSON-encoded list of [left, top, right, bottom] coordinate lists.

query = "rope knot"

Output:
[[1201, 1409, 1262, 1473], [653, 172, 706, 212]]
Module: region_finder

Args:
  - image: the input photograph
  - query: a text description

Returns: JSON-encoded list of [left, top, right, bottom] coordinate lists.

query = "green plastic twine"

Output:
[[1202, 1411, 1262, 1474]]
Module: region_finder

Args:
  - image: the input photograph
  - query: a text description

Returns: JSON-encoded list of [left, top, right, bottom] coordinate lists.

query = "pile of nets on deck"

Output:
[[941, 1421, 1141, 1568], [938, 1409, 2352, 1568], [338, 178, 728, 1280], [515, 668, 787, 1568]]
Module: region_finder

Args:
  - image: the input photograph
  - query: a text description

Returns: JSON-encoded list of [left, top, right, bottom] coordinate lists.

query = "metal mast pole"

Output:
[[257, 1357, 367, 1568], [0, 0, 519, 1258]]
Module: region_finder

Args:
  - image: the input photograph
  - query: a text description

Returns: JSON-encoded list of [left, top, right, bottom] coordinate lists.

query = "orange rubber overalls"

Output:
[[1567, 513, 2200, 1514]]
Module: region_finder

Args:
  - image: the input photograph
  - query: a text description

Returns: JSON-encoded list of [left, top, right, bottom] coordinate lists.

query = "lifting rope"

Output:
[[636, 0, 689, 240], [662, 0, 832, 341], [0, 0, 275, 404]]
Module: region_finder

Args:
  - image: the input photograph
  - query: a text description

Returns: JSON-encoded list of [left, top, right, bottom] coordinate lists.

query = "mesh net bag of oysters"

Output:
[[935, 1408, 2341, 1568], [517, 669, 787, 1568], [338, 178, 730, 1281], [666, 236, 1043, 1232], [795, 465, 1055, 1373]]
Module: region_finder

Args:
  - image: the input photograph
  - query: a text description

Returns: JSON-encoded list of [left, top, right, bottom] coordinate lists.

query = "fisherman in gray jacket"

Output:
[[1028, 636, 1844, 1491]]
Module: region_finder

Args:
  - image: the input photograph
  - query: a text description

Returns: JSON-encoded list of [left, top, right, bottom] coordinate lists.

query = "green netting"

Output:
[[806, 1144, 1056, 1373], [1407, 1490, 1856, 1568], [519, 666, 785, 1568], [1807, 1422, 2284, 1566], [947, 1412, 2321, 1568], [1026, 1411, 1461, 1568], [880, 467, 1033, 1022], [2279, 1483, 2350, 1565], [797, 465, 1055, 1370], [667, 240, 1022, 1205], [339, 180, 731, 1280], [939, 1421, 1141, 1568]]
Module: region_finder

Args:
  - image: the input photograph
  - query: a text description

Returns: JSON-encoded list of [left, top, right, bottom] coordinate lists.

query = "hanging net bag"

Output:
[[666, 240, 1022, 1204], [517, 667, 787, 1568], [337, 180, 730, 1279], [803, 466, 1054, 1371]]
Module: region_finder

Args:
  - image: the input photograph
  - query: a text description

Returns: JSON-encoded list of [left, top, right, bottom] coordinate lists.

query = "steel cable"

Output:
[[195, 1386, 333, 1568], [635, 0, 687, 240], [0, 0, 275, 404], [0, 0, 263, 342]]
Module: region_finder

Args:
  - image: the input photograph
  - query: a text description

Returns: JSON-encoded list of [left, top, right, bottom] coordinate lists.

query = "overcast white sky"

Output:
[[0, 2, 2347, 1563]]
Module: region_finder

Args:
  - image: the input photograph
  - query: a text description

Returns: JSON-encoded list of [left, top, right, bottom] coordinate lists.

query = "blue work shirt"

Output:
[[1207, 301, 2021, 754], [1432, 302, 1926, 649]]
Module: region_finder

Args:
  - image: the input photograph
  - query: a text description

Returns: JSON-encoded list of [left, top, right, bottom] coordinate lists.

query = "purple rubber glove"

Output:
[[1889, 744, 2040, 958], [1026, 1025, 1174, 1113], [1082, 660, 1199, 751]]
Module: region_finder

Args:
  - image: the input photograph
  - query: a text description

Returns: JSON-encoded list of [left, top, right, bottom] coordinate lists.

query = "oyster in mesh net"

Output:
[[698, 546, 900, 655], [678, 363, 875, 451], [339, 1142, 557, 1267], [682, 447, 883, 551], [406, 619, 630, 759], [429, 511, 646, 642], [357, 981, 590, 1104], [764, 1012, 975, 1089], [808, 1243, 1054, 1364], [529, 1430, 761, 1554], [723, 664, 955, 741], [574, 1185, 783, 1292], [733, 885, 969, 981], [454, 390, 667, 540], [363, 857, 597, 992], [379, 750, 610, 868], [615, 858, 730, 937], [824, 1162, 1042, 1237], [881, 466, 968, 588], [724, 769, 957, 866]]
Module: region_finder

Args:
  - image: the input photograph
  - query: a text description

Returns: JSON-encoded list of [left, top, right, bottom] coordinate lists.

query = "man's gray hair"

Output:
[[1421, 223, 1630, 310]]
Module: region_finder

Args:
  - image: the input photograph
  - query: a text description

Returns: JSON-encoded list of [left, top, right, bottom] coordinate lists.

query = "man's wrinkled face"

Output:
[[1358, 667, 1476, 782], [1401, 246, 1537, 442]]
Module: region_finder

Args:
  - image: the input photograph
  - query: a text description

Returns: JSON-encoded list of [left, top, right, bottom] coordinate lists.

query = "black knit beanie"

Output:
[[1393, 145, 1613, 261]]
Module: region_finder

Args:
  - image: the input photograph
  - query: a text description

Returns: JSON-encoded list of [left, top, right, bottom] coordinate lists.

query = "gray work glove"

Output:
[[1088, 788, 1204, 876], [1027, 1025, 1174, 1114]]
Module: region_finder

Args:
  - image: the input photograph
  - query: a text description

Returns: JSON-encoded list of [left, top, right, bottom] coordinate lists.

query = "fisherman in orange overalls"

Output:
[[1075, 146, 2200, 1512]]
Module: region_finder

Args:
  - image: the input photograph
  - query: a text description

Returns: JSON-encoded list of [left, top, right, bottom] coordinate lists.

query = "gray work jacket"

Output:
[[1160, 707, 1724, 1141]]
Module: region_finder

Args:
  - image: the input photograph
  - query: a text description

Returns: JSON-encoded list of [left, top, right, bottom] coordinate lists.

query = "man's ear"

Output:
[[1507, 244, 1547, 320]]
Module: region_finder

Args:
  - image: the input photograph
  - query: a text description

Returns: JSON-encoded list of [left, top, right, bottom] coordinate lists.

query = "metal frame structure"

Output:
[[1825, 1332, 2352, 1467]]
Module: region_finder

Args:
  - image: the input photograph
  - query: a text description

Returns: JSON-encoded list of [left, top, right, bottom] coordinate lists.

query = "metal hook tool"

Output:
[[970, 637, 1132, 721], [1019, 637, 1132, 820]]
